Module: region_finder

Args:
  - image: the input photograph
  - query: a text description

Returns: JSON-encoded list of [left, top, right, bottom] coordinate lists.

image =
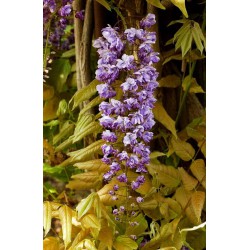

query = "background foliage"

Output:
[[43, 0, 206, 249]]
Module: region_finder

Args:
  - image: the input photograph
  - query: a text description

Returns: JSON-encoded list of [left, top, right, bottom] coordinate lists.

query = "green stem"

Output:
[[43, 184, 57, 200], [175, 59, 196, 126]]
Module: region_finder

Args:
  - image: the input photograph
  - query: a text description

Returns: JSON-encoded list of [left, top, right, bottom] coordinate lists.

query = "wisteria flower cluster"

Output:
[[93, 13, 159, 228], [43, 0, 84, 50]]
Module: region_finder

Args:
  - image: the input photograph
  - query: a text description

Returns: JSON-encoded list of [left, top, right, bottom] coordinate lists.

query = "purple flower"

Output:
[[126, 155, 139, 168], [144, 32, 157, 44], [113, 184, 119, 191], [124, 28, 145, 43], [136, 197, 144, 203], [101, 154, 112, 164], [59, 5, 71, 17], [117, 151, 129, 161], [96, 84, 116, 99], [111, 99, 126, 115], [103, 170, 114, 181], [119, 206, 125, 212], [113, 209, 119, 215], [136, 175, 145, 184], [131, 181, 140, 190], [101, 144, 115, 155], [75, 10, 84, 20], [96, 65, 120, 84], [124, 98, 140, 110], [99, 115, 114, 129], [117, 173, 128, 183], [99, 102, 113, 115], [133, 125, 145, 137], [109, 190, 115, 195], [102, 130, 117, 142], [116, 54, 135, 70], [110, 162, 121, 172], [140, 13, 156, 29], [121, 78, 138, 92], [142, 131, 153, 143], [130, 111, 144, 125], [123, 133, 137, 146]]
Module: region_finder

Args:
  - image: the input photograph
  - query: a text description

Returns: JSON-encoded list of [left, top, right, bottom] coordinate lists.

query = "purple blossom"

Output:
[[140, 13, 156, 29], [116, 54, 135, 70], [102, 130, 117, 142], [103, 170, 114, 181], [99, 102, 113, 115], [119, 206, 125, 212], [123, 133, 137, 146], [144, 32, 157, 44], [75, 10, 84, 20], [111, 99, 126, 115], [101, 154, 112, 164], [59, 5, 71, 17], [136, 197, 144, 203], [101, 144, 115, 155], [124, 28, 145, 43], [117, 173, 128, 183], [109, 190, 115, 195], [133, 125, 145, 137], [113, 184, 119, 191], [142, 131, 153, 143], [131, 181, 140, 190], [110, 162, 121, 172], [96, 84, 116, 99], [113, 209, 119, 215], [117, 151, 129, 161], [124, 98, 140, 110], [130, 111, 144, 125], [136, 175, 145, 184], [126, 155, 139, 168], [96, 65, 120, 84], [121, 78, 138, 92], [99, 115, 114, 129]]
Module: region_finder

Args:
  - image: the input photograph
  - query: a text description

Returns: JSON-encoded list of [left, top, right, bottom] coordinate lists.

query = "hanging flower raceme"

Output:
[[93, 13, 159, 225]]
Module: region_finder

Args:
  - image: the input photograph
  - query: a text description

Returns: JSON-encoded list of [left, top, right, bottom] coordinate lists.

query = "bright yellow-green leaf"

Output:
[[68, 230, 90, 250], [171, 137, 195, 161], [74, 159, 109, 172], [148, 162, 181, 188], [96, 0, 111, 11], [43, 237, 60, 250], [170, 0, 188, 18], [81, 214, 101, 230], [126, 213, 148, 236], [146, 0, 166, 9], [43, 96, 60, 122], [43, 201, 52, 236], [55, 135, 74, 152], [84, 239, 97, 250], [186, 126, 205, 142], [159, 247, 177, 250], [76, 193, 97, 220], [181, 31, 193, 58], [178, 167, 198, 190], [53, 121, 75, 145], [159, 75, 181, 88], [113, 235, 138, 250], [61, 48, 75, 58], [71, 171, 102, 183], [71, 79, 100, 110], [140, 199, 158, 210], [150, 151, 166, 159], [190, 159, 206, 189], [58, 205, 72, 248], [153, 101, 177, 138], [182, 76, 205, 94]]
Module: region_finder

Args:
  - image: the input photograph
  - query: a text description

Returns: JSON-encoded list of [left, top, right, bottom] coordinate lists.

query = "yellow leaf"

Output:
[[81, 214, 101, 230], [182, 76, 205, 94], [190, 159, 206, 189], [126, 213, 148, 236], [43, 201, 52, 236], [43, 96, 60, 121], [171, 137, 195, 161], [53, 121, 75, 145], [98, 226, 113, 250], [178, 167, 198, 190], [43, 84, 54, 101], [198, 139, 206, 157], [153, 101, 177, 138], [58, 205, 72, 248], [68, 229, 90, 250], [66, 179, 101, 190], [43, 237, 60, 250], [191, 191, 205, 222], [74, 159, 109, 172], [146, 0, 166, 9], [159, 75, 181, 88], [140, 199, 158, 210], [84, 239, 98, 250], [148, 162, 181, 188], [71, 171, 102, 183], [170, 0, 188, 18], [113, 235, 138, 250]]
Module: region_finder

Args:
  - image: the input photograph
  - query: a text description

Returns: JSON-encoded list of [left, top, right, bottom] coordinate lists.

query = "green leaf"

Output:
[[98, 226, 113, 250], [181, 31, 193, 57], [43, 163, 63, 174], [126, 213, 148, 236], [43, 120, 59, 128], [146, 0, 166, 9], [170, 0, 188, 18], [153, 101, 177, 138], [186, 229, 206, 250], [59, 205, 72, 248], [182, 76, 205, 94], [48, 59, 71, 93], [53, 121, 75, 145], [190, 159, 206, 189], [81, 214, 101, 230], [73, 121, 102, 143], [74, 159, 109, 172], [96, 0, 111, 11], [170, 137, 195, 161], [79, 96, 103, 117], [59, 139, 104, 167], [159, 75, 181, 88], [76, 193, 97, 220], [113, 235, 138, 250], [150, 151, 166, 159], [43, 201, 52, 236], [61, 48, 75, 58], [55, 135, 74, 152], [148, 162, 181, 188], [178, 167, 198, 190], [70, 79, 100, 110]]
